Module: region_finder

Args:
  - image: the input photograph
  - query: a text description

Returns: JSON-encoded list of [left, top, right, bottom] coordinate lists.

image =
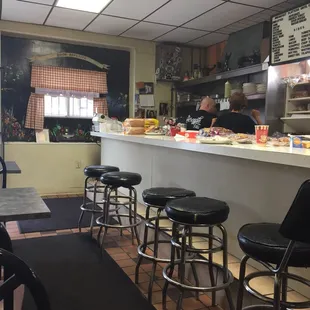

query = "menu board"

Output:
[[271, 3, 310, 65]]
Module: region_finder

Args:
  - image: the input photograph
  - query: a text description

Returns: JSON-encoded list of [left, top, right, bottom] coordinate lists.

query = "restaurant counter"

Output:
[[91, 131, 310, 290]]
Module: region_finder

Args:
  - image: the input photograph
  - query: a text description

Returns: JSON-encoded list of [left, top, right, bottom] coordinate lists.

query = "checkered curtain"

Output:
[[25, 93, 44, 130], [94, 98, 109, 115], [31, 65, 108, 94]]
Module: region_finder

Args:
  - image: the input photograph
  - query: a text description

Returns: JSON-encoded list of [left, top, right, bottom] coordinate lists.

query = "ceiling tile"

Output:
[[102, 0, 169, 20], [184, 2, 262, 31], [145, 0, 224, 26], [2, 0, 50, 24], [155, 28, 208, 43], [121, 22, 175, 40], [46, 7, 96, 30], [85, 15, 138, 36], [287, 0, 309, 4], [270, 2, 298, 12], [18, 0, 54, 4], [189, 32, 228, 47], [232, 0, 285, 8]]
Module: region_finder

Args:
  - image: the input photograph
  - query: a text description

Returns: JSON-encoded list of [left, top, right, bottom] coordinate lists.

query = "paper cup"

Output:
[[255, 125, 269, 145]]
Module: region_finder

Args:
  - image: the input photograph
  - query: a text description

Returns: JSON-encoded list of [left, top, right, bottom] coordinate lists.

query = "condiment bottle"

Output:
[[225, 81, 231, 98]]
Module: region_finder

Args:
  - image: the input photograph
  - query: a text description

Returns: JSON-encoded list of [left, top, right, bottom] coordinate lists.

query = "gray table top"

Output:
[[5, 161, 21, 174], [0, 187, 51, 222]]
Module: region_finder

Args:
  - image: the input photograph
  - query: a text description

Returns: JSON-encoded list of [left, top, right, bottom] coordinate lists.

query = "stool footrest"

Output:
[[96, 214, 142, 229], [137, 241, 172, 263], [163, 260, 233, 292]]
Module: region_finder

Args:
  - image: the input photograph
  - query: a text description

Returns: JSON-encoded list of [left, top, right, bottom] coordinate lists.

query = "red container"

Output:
[[185, 130, 199, 139], [170, 127, 180, 136], [255, 125, 269, 145]]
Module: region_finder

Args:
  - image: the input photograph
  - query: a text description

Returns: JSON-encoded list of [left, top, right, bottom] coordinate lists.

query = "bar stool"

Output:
[[162, 197, 234, 310], [96, 171, 142, 250], [135, 187, 196, 302], [78, 165, 119, 235], [237, 179, 310, 310]]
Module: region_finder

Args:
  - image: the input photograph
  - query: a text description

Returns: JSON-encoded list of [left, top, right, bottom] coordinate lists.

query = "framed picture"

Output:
[[146, 110, 157, 119], [159, 102, 169, 116], [36, 129, 50, 143]]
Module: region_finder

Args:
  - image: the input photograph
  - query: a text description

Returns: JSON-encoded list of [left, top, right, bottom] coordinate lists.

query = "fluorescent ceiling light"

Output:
[[56, 0, 112, 13]]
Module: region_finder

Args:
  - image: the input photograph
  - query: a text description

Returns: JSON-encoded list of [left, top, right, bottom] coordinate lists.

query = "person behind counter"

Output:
[[186, 97, 217, 130], [213, 92, 262, 134]]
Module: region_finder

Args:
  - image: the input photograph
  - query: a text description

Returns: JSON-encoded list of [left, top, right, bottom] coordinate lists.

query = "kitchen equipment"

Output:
[[243, 83, 256, 95]]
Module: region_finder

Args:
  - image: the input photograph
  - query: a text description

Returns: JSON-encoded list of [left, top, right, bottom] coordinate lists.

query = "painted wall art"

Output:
[[1, 35, 130, 142]]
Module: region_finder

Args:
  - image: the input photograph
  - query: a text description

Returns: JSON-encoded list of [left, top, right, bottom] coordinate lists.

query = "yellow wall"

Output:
[[0, 20, 171, 194], [5, 143, 100, 195]]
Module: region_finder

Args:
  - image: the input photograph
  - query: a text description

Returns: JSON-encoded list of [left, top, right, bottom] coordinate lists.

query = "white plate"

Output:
[[145, 132, 165, 136]]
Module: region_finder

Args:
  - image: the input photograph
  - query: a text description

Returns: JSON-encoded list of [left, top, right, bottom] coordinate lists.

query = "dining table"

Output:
[[0, 187, 51, 310]]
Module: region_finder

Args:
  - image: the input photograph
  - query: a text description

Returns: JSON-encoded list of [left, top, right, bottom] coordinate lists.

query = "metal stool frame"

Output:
[[78, 177, 122, 236], [96, 184, 142, 252], [237, 241, 310, 310], [135, 202, 173, 302], [162, 221, 235, 310]]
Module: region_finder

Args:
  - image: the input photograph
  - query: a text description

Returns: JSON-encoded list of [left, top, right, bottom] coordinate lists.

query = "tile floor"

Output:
[[6, 194, 220, 310], [6, 194, 310, 310]]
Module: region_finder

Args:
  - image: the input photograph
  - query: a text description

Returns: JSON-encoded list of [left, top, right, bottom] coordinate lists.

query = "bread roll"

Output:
[[123, 118, 145, 127], [124, 127, 145, 135]]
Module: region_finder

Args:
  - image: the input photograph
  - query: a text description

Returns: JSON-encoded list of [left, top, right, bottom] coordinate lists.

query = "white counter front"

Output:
[[92, 131, 310, 296]]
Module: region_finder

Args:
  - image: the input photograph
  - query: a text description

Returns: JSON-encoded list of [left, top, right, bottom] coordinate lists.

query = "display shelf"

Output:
[[287, 111, 310, 114], [293, 82, 310, 88], [288, 97, 310, 102], [246, 93, 266, 100], [177, 63, 268, 89]]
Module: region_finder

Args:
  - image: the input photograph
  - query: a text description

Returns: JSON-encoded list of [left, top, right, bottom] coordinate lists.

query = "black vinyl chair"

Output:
[[0, 156, 7, 188], [0, 223, 51, 310], [237, 179, 310, 310]]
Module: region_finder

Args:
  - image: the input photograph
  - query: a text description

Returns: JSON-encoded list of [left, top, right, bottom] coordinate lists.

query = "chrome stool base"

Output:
[[237, 249, 310, 310], [162, 222, 235, 310], [135, 205, 172, 303], [97, 185, 142, 252], [78, 177, 106, 235]]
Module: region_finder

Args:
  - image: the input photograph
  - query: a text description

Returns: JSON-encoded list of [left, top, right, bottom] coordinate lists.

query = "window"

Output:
[[36, 89, 98, 119]]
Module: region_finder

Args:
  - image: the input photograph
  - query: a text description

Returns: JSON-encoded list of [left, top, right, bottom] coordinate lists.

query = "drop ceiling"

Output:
[[1, 0, 309, 47]]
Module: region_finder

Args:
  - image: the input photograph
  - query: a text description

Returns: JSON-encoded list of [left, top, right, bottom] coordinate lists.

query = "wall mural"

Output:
[[1, 35, 130, 142]]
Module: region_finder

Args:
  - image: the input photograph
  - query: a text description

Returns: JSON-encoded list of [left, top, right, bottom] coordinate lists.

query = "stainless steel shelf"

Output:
[[177, 63, 268, 89]]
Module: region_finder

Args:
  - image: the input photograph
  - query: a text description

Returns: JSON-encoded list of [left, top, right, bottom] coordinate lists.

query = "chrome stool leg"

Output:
[[89, 182, 98, 236], [135, 205, 151, 284], [208, 226, 216, 306], [219, 224, 235, 310], [236, 255, 249, 310], [176, 226, 188, 310], [163, 222, 178, 310], [147, 208, 161, 302], [188, 227, 200, 300], [78, 177, 89, 232], [100, 186, 112, 253]]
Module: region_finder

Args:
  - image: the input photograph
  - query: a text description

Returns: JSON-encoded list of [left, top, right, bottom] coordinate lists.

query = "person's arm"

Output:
[[251, 109, 263, 125]]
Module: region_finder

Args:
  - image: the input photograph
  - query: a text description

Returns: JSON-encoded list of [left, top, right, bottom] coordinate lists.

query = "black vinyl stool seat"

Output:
[[100, 171, 142, 188], [96, 171, 142, 252], [162, 197, 234, 310], [166, 197, 229, 225], [78, 165, 120, 236], [84, 165, 119, 178], [135, 187, 195, 303], [237, 180, 310, 310], [142, 187, 196, 207], [238, 223, 310, 267]]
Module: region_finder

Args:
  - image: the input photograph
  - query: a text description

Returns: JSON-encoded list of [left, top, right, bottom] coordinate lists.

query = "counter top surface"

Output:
[[91, 131, 310, 169]]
